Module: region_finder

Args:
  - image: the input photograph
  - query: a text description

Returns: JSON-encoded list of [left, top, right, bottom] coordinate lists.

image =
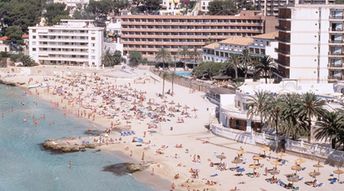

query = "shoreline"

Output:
[[2, 65, 344, 191], [0, 68, 183, 191]]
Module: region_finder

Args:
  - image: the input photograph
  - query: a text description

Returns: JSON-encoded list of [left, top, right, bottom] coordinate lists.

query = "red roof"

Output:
[[22, 34, 29, 39], [0, 36, 9, 41]]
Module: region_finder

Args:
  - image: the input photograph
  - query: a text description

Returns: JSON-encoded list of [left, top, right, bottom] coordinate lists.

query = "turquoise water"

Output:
[[0, 85, 154, 191], [175, 71, 192, 77]]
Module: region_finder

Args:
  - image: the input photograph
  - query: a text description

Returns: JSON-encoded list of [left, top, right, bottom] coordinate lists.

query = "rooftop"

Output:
[[203, 42, 219, 49], [219, 37, 254, 46], [253, 31, 278, 40]]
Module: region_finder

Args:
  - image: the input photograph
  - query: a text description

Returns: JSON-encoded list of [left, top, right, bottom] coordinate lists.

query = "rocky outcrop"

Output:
[[103, 162, 151, 176], [42, 139, 97, 153], [0, 79, 16, 86]]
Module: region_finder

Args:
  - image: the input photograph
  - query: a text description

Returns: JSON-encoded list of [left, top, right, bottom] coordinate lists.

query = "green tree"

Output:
[[44, 3, 70, 25], [156, 48, 171, 68], [113, 50, 123, 65], [102, 50, 122, 67], [128, 51, 142, 67], [0, 0, 45, 33], [279, 94, 307, 140], [247, 91, 271, 130], [208, 0, 238, 15], [240, 49, 253, 79], [254, 56, 276, 84], [20, 54, 36, 67], [224, 53, 241, 80], [5, 26, 23, 43], [192, 61, 224, 79], [190, 48, 201, 65], [179, 46, 190, 61], [315, 110, 344, 150], [298, 93, 326, 143]]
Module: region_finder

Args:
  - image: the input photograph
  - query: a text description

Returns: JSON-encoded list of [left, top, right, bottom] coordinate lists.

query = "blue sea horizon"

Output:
[[0, 84, 154, 191]]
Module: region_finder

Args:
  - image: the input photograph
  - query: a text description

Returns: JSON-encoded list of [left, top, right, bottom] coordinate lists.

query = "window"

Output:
[[32, 48, 36, 51], [33, 36, 36, 39], [91, 37, 95, 40]]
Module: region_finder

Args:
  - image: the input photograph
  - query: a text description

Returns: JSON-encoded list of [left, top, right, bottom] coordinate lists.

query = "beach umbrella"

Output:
[[253, 155, 262, 162], [217, 153, 226, 161], [192, 107, 198, 112], [271, 159, 281, 168], [183, 105, 190, 110], [269, 169, 280, 175], [176, 103, 182, 108], [287, 174, 300, 186], [333, 168, 344, 181], [296, 157, 306, 164], [309, 170, 321, 179], [169, 101, 175, 105], [249, 164, 260, 172], [291, 164, 302, 173], [313, 161, 324, 172], [231, 158, 243, 167]]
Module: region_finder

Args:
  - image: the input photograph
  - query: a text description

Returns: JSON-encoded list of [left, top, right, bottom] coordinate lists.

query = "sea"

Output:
[[0, 84, 154, 191]]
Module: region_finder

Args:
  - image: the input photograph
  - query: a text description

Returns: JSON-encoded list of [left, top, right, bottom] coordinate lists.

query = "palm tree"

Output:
[[279, 94, 307, 140], [266, 96, 283, 135], [239, 49, 253, 79], [179, 46, 190, 61], [102, 49, 114, 67], [247, 91, 271, 130], [315, 110, 344, 150], [254, 56, 275, 84], [156, 48, 171, 68], [128, 51, 142, 67], [162, 72, 168, 97], [298, 93, 326, 143], [224, 54, 241, 80], [190, 47, 201, 66]]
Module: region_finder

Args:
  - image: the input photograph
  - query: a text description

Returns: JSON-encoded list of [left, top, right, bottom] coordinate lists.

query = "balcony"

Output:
[[330, 14, 344, 20], [275, 25, 290, 31]]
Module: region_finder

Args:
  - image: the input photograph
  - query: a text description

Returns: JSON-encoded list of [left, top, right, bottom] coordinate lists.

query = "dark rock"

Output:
[[103, 163, 149, 176]]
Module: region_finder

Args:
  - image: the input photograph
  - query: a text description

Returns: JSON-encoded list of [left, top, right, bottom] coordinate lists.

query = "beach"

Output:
[[1, 65, 344, 191]]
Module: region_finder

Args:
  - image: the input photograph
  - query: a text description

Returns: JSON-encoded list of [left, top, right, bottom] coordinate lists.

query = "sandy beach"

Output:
[[1, 65, 344, 191]]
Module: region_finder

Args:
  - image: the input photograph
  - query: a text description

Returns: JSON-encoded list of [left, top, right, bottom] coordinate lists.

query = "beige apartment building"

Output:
[[120, 11, 277, 62]]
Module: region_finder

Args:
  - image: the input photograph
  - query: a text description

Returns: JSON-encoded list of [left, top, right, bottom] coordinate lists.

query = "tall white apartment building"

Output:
[[254, 0, 334, 16], [276, 4, 344, 83], [29, 20, 104, 67]]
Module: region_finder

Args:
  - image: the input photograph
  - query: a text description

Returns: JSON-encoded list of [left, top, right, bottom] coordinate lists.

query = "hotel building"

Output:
[[202, 32, 278, 62], [276, 4, 344, 83], [120, 11, 277, 61], [29, 20, 104, 67]]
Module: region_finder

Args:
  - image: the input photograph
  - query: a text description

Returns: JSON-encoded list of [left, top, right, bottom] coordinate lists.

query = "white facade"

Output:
[[202, 32, 278, 63], [0, 43, 9, 53], [277, 5, 344, 83], [200, 0, 212, 12], [29, 20, 104, 67], [105, 19, 123, 54], [53, 0, 89, 6]]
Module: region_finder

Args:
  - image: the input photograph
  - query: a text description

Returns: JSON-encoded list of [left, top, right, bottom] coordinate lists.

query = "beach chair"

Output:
[[210, 173, 218, 177], [329, 178, 337, 184]]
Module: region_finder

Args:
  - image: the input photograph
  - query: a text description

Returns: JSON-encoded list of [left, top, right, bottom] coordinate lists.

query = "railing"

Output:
[[210, 124, 344, 163]]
